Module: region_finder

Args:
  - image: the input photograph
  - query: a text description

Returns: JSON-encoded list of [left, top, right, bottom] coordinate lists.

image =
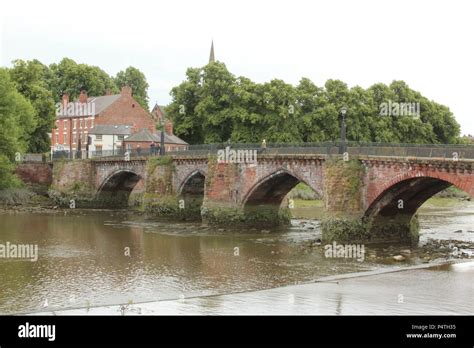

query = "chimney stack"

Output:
[[62, 93, 69, 108], [79, 90, 88, 103], [121, 86, 132, 96], [165, 120, 173, 135]]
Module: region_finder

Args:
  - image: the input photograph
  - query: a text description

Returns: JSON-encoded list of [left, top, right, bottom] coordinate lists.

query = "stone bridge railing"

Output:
[[51, 141, 474, 161]]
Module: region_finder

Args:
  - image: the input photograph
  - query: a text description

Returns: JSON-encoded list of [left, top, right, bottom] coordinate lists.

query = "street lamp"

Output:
[[339, 107, 347, 154]]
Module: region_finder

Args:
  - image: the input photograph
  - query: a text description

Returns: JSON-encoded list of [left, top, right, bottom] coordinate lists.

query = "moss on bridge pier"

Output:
[[320, 215, 419, 245], [319, 157, 420, 245], [200, 204, 292, 226]]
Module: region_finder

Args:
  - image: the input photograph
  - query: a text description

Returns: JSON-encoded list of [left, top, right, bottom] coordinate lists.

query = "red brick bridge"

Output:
[[50, 144, 474, 243]]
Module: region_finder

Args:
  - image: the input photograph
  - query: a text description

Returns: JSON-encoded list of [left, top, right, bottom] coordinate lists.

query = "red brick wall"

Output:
[[15, 163, 53, 185], [52, 117, 94, 150]]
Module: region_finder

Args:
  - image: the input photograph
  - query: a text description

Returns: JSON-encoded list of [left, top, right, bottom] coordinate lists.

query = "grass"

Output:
[[421, 196, 466, 208], [292, 199, 324, 208]]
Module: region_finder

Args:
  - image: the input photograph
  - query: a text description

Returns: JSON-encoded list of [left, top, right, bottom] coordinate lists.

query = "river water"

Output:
[[0, 201, 473, 315]]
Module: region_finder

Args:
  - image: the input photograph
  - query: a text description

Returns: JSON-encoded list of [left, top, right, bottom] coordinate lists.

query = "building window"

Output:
[[80, 119, 83, 129], [73, 119, 77, 129], [90, 118, 94, 128], [73, 132, 77, 144], [96, 134, 102, 141], [63, 133, 68, 145]]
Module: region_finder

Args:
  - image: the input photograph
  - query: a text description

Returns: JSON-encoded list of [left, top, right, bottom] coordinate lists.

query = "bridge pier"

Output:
[[320, 158, 372, 242], [200, 159, 248, 224], [319, 158, 421, 244], [365, 214, 420, 244], [49, 160, 98, 207], [200, 158, 295, 225], [143, 157, 184, 219]]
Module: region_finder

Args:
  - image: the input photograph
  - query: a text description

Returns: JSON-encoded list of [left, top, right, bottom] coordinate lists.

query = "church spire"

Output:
[[209, 40, 215, 63]]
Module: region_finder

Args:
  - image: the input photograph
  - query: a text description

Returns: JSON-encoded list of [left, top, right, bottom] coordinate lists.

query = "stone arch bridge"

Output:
[[51, 146, 474, 243]]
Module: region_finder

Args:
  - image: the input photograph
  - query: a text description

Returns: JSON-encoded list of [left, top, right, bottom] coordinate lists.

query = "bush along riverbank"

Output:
[[0, 185, 57, 213]]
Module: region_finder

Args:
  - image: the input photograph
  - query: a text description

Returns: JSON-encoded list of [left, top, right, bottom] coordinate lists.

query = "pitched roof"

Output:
[[89, 124, 133, 135], [158, 105, 167, 117], [124, 129, 188, 145], [87, 94, 121, 114], [124, 129, 159, 142], [151, 103, 167, 118], [157, 130, 188, 145], [56, 94, 121, 118]]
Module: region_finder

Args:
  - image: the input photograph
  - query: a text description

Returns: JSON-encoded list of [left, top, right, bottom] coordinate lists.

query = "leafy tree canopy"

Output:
[[115, 66, 149, 109], [167, 62, 462, 145], [0, 68, 36, 188]]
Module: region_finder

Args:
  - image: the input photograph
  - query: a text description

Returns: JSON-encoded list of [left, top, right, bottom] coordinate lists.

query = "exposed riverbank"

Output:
[[30, 260, 474, 315]]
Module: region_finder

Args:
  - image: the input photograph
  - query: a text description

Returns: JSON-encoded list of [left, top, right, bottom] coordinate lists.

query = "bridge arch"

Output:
[[364, 171, 473, 243], [97, 169, 142, 207], [178, 169, 206, 195], [242, 168, 321, 224], [178, 169, 206, 220]]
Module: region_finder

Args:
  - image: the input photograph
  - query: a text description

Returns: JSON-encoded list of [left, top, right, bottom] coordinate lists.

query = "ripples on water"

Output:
[[0, 201, 473, 314]]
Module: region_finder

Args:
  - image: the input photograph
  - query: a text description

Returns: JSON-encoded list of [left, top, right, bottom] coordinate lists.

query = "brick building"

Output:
[[123, 121, 188, 153], [51, 86, 155, 154], [151, 103, 167, 123]]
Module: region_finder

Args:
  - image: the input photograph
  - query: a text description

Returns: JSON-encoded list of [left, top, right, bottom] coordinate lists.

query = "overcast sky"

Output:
[[1, 0, 473, 135]]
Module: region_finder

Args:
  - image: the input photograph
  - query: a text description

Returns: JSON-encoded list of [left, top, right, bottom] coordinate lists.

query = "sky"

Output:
[[1, 0, 473, 135]]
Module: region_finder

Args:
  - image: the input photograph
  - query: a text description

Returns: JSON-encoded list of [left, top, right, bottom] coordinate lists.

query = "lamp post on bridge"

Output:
[[160, 129, 165, 156], [160, 119, 165, 156], [339, 107, 347, 155]]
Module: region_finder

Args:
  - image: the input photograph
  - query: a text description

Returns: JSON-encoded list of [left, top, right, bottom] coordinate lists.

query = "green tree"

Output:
[[167, 67, 205, 144], [165, 65, 464, 145], [47, 58, 117, 102], [9, 59, 56, 152], [114, 67, 150, 109], [255, 79, 302, 142], [198, 62, 237, 143], [0, 69, 36, 188]]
